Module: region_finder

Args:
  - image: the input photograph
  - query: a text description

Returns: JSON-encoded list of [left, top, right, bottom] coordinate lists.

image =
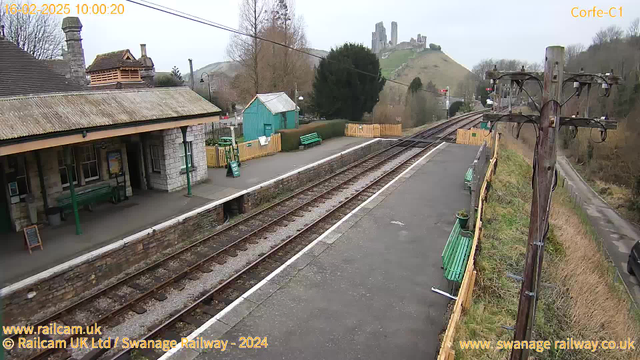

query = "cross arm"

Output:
[[482, 113, 618, 130]]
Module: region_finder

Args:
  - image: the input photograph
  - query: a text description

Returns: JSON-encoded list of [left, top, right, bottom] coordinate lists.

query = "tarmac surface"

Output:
[[557, 156, 640, 305], [168, 143, 480, 360], [0, 137, 371, 286]]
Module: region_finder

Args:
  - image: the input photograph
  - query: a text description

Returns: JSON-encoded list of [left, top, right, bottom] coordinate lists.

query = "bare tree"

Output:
[[526, 62, 543, 72], [227, 0, 267, 98], [564, 43, 585, 70], [628, 18, 640, 37], [472, 59, 495, 79], [0, 0, 64, 59], [593, 25, 624, 45], [260, 0, 311, 97]]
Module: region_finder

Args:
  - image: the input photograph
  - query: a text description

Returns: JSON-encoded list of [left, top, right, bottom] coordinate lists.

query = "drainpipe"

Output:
[[35, 151, 49, 210], [64, 146, 82, 235], [181, 126, 192, 197]]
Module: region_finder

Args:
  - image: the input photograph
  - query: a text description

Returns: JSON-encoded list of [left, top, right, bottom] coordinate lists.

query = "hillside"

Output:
[[380, 48, 474, 91], [185, 48, 328, 83]]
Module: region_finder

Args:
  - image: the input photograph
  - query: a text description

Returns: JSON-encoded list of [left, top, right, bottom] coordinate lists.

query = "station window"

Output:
[[150, 145, 162, 173], [6, 155, 30, 201], [79, 145, 100, 181], [58, 149, 78, 188], [179, 142, 193, 170]]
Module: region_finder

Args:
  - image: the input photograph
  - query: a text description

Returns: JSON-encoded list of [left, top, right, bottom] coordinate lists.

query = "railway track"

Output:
[[4, 111, 485, 360]]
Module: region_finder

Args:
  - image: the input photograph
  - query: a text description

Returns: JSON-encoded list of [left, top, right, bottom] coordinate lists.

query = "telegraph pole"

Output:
[[510, 46, 563, 360], [483, 45, 620, 360]]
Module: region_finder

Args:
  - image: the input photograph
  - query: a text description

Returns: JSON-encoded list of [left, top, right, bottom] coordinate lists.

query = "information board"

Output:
[[23, 225, 43, 254], [227, 161, 240, 178]]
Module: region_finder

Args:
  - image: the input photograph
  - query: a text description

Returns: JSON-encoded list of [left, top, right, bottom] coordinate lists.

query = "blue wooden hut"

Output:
[[242, 92, 298, 141]]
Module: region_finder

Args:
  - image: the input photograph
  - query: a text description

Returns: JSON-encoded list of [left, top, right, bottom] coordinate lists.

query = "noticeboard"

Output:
[[227, 161, 240, 178], [23, 225, 43, 254], [107, 150, 123, 178]]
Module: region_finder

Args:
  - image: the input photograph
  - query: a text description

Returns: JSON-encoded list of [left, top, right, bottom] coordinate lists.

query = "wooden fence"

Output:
[[345, 123, 402, 138], [437, 135, 499, 360], [456, 128, 493, 146], [206, 133, 281, 168]]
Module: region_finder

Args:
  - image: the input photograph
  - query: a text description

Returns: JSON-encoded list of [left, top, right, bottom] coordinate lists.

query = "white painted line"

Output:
[[157, 141, 446, 360], [1, 138, 386, 298]]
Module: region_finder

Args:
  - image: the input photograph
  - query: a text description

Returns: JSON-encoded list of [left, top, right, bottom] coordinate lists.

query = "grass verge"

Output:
[[453, 139, 640, 360]]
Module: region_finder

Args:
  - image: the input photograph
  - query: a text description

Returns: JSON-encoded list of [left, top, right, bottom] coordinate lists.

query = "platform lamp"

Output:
[[200, 72, 211, 103], [63, 146, 82, 235]]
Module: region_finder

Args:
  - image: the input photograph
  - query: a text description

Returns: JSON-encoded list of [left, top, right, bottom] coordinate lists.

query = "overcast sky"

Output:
[[35, 0, 640, 72]]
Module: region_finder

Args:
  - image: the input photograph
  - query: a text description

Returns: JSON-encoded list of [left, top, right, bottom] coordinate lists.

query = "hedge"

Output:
[[278, 120, 346, 151]]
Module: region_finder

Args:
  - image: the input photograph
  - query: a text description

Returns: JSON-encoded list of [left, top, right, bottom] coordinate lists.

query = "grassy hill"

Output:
[[380, 48, 473, 91]]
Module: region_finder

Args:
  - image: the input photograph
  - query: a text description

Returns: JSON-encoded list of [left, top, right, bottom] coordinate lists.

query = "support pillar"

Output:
[[64, 146, 82, 235], [181, 126, 192, 197]]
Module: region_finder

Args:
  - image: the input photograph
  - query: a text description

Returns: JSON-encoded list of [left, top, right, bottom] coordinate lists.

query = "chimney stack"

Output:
[[140, 44, 147, 57], [61, 17, 87, 86]]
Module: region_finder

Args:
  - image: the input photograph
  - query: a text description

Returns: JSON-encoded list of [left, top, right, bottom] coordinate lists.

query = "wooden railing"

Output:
[[206, 133, 281, 168], [437, 135, 499, 360], [345, 123, 402, 138]]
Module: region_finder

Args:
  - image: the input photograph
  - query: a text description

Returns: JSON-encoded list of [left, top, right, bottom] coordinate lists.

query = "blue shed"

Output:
[[242, 92, 298, 141]]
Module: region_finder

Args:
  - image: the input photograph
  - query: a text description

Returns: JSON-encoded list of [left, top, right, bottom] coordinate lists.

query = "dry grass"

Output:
[[455, 136, 640, 359], [505, 138, 640, 358]]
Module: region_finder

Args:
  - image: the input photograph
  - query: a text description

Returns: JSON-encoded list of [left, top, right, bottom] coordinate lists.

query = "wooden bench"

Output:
[[56, 183, 114, 216], [464, 167, 473, 190], [300, 132, 322, 148], [441, 219, 473, 283]]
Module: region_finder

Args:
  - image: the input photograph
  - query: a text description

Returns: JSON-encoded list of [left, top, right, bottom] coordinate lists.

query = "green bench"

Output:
[[300, 132, 322, 147], [441, 219, 473, 283], [56, 183, 115, 216], [464, 167, 473, 190]]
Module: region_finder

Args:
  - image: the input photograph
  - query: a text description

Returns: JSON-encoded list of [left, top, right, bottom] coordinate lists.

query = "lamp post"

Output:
[[199, 72, 211, 103]]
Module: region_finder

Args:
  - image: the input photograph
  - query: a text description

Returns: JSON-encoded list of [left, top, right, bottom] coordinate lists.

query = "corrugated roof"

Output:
[[0, 87, 221, 141], [86, 50, 144, 72], [0, 38, 84, 97], [255, 92, 297, 114]]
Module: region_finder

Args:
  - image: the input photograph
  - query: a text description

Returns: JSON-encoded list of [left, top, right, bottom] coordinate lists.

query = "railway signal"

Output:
[[483, 46, 619, 360]]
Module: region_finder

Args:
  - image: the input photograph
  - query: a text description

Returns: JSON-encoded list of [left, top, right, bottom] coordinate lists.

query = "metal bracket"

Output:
[[501, 325, 515, 331], [525, 291, 536, 298]]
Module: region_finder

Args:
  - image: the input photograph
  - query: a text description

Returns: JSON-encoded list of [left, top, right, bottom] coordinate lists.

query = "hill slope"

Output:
[[380, 48, 473, 91]]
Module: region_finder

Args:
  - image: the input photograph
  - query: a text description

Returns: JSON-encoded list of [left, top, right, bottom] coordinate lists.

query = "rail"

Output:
[[7, 111, 485, 360]]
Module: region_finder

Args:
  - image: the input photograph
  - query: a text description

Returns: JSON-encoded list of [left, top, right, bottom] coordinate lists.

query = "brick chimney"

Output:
[[61, 17, 87, 86]]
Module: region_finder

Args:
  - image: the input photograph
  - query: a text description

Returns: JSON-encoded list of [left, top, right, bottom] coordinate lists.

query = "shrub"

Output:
[[278, 120, 346, 151]]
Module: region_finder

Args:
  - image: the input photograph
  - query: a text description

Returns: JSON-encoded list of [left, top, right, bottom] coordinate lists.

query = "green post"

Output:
[[181, 126, 192, 197], [64, 147, 82, 235]]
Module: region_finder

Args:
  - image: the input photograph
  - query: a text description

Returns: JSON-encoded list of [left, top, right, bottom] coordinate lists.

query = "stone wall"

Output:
[[2, 203, 224, 325], [243, 139, 392, 212], [6, 139, 132, 231], [1, 138, 392, 325], [163, 125, 208, 192]]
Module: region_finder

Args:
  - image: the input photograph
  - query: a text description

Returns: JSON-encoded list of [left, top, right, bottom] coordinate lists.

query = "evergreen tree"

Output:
[[170, 66, 183, 82], [312, 43, 385, 120]]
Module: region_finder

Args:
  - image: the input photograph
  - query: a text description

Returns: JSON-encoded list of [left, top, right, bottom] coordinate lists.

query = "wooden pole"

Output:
[[510, 46, 564, 360]]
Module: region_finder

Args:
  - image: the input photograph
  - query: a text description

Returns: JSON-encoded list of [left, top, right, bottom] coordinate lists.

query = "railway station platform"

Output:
[[169, 143, 480, 360], [0, 137, 372, 287]]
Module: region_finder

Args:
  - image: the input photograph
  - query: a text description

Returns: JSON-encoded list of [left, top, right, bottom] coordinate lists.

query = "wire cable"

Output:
[[126, 0, 445, 96]]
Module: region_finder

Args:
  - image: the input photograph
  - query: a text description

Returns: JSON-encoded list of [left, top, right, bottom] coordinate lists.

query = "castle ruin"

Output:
[[370, 21, 427, 55]]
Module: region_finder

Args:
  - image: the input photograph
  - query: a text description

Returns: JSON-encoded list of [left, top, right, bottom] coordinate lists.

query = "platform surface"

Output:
[[174, 143, 480, 360], [0, 137, 371, 286]]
